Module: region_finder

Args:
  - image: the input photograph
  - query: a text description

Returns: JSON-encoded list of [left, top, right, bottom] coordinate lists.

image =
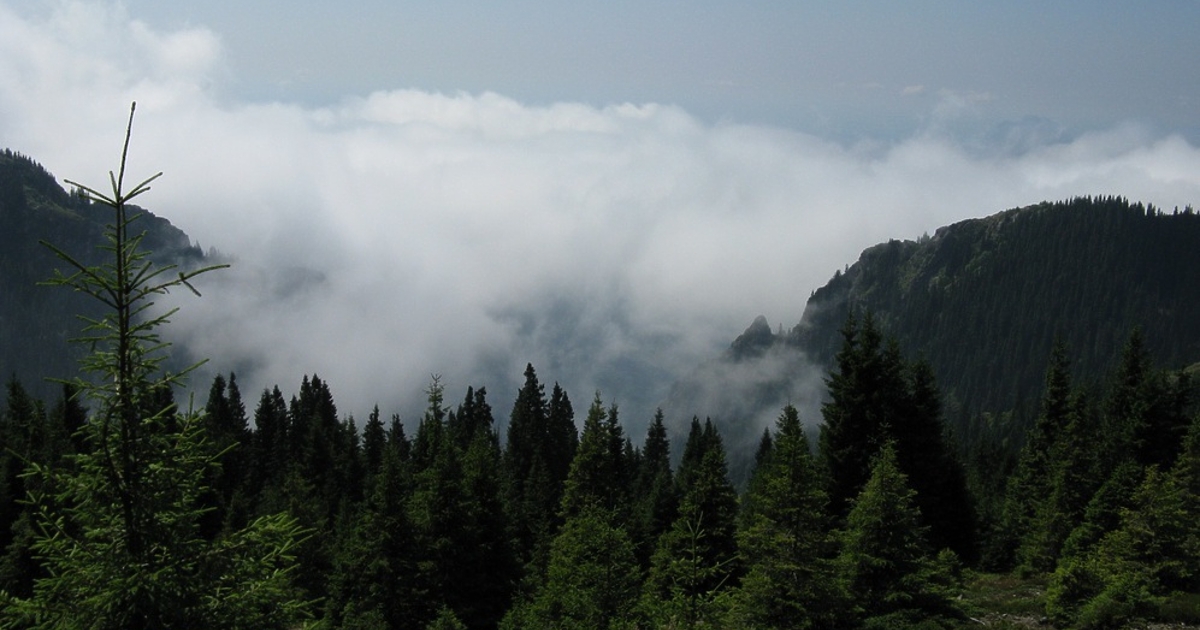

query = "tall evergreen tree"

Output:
[[1, 105, 309, 628], [994, 339, 1076, 570], [251, 385, 291, 499], [732, 404, 844, 629], [820, 312, 905, 520], [506, 506, 640, 630], [1020, 390, 1097, 573], [502, 366, 577, 580], [642, 419, 740, 627], [361, 404, 387, 480], [820, 313, 976, 560], [326, 443, 419, 629], [408, 378, 471, 626], [837, 443, 961, 627], [894, 358, 976, 560], [560, 393, 628, 521], [456, 411, 519, 629], [200, 372, 252, 537], [630, 409, 677, 568]]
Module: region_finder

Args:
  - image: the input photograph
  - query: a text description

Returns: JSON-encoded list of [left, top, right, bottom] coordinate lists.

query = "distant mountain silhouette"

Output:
[[665, 197, 1200, 477]]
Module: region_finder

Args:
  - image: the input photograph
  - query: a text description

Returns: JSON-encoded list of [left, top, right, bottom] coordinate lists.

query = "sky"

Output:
[[2, 0, 1200, 431]]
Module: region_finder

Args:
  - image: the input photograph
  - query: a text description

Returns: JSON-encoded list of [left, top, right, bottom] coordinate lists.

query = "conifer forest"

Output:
[[2, 112, 1200, 629]]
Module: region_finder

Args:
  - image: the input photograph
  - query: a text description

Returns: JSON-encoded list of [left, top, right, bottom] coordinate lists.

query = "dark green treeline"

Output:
[[3, 319, 1198, 628]]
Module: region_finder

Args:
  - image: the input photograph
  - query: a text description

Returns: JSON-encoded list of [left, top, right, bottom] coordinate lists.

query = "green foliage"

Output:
[[508, 507, 640, 630], [426, 607, 469, 630], [503, 366, 578, 581], [836, 443, 963, 627], [560, 393, 630, 521], [1046, 459, 1200, 628], [629, 409, 678, 569], [642, 419, 739, 629], [820, 312, 975, 559], [7, 131, 1200, 629], [326, 446, 418, 629], [797, 196, 1200, 431], [399, 378, 518, 629], [998, 341, 1081, 572], [0, 105, 309, 629], [731, 404, 846, 629]]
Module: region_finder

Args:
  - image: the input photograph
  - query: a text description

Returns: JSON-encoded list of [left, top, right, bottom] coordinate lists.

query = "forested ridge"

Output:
[[666, 197, 1200, 481], [794, 197, 1200, 428], [0, 150, 204, 403], [2, 141, 1200, 628]]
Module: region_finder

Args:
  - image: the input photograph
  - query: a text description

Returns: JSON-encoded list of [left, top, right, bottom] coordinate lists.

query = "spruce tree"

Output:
[[629, 409, 677, 568], [361, 404, 386, 480], [456, 415, 518, 629], [894, 358, 976, 561], [1019, 390, 1096, 574], [408, 379, 472, 626], [820, 312, 906, 520], [732, 404, 845, 629], [502, 367, 576, 581], [0, 104, 309, 628], [326, 443, 419, 629], [837, 443, 961, 627], [507, 506, 640, 630], [560, 393, 627, 521], [995, 339, 1075, 570], [642, 419, 739, 627]]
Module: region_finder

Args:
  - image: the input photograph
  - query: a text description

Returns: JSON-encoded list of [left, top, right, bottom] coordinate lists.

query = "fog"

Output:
[[3, 3, 1200, 433]]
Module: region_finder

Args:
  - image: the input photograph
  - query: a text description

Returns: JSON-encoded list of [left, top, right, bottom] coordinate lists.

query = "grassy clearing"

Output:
[[957, 573, 1049, 628]]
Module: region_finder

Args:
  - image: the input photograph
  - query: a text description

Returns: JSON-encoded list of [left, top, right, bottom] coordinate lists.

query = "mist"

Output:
[[3, 3, 1200, 433]]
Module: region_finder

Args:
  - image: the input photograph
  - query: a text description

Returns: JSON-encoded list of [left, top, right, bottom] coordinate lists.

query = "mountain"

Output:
[[664, 196, 1200, 467], [0, 149, 205, 403]]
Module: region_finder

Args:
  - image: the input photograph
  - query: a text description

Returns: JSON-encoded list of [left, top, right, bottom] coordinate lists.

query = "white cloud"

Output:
[[3, 2, 1200, 429]]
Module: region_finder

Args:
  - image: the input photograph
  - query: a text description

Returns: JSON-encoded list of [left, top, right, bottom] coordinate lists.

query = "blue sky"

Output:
[[116, 1, 1200, 140], [2, 1, 1199, 427]]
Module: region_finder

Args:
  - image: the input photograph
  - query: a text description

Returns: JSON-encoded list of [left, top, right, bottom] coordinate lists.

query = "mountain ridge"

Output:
[[664, 196, 1200, 469], [0, 149, 205, 402]]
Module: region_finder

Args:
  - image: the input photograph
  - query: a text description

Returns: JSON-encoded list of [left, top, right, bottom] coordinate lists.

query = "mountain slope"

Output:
[[0, 149, 205, 402], [665, 197, 1200, 462]]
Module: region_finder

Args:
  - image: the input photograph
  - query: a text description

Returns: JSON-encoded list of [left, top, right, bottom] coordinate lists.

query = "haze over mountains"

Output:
[[6, 147, 1200, 471], [664, 197, 1200, 474], [2, 4, 1200, 435]]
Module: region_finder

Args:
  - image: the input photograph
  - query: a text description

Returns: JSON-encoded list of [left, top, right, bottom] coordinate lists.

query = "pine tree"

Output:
[[837, 443, 961, 627], [995, 339, 1076, 571], [1018, 387, 1101, 574], [732, 404, 845, 629], [456, 413, 519, 629], [506, 506, 640, 630], [502, 366, 577, 581], [629, 409, 677, 569], [894, 358, 976, 561], [820, 312, 906, 520], [560, 393, 628, 521], [1047, 411, 1200, 628], [642, 419, 739, 627], [362, 404, 387, 480], [200, 372, 252, 537], [0, 104, 309, 628], [820, 313, 976, 561], [326, 443, 419, 629], [251, 385, 291, 500], [408, 379, 471, 626]]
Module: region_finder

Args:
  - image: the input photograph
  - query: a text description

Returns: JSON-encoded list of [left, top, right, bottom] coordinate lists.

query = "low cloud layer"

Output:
[[3, 3, 1200, 430]]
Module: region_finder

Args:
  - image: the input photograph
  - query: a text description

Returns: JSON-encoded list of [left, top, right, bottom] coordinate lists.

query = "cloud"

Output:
[[3, 2, 1200, 432]]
